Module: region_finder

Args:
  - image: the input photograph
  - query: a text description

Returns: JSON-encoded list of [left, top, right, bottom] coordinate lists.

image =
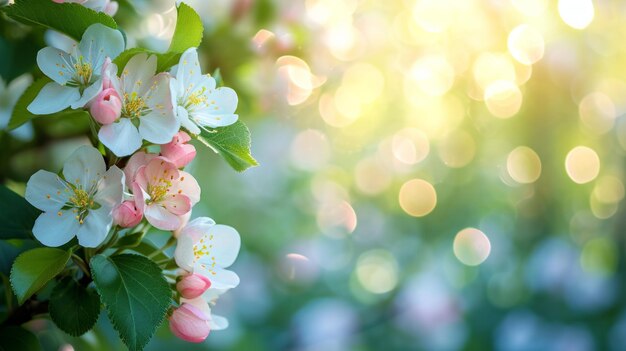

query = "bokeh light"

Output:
[[453, 228, 491, 266], [558, 0, 594, 30], [565, 146, 600, 184], [356, 249, 399, 294], [398, 179, 437, 217], [507, 146, 542, 184]]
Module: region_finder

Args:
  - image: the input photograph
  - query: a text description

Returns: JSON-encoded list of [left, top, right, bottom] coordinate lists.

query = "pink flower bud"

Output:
[[104, 1, 119, 16], [169, 304, 210, 343], [160, 131, 196, 168], [112, 201, 143, 228], [90, 88, 122, 125], [177, 274, 211, 299]]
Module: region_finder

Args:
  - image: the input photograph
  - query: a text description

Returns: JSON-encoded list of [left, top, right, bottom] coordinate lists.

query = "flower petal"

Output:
[[27, 82, 80, 115], [207, 87, 238, 114], [25, 170, 69, 211], [76, 206, 112, 247], [195, 266, 239, 290], [209, 315, 229, 331], [98, 118, 142, 156], [144, 203, 182, 230], [176, 47, 202, 85], [180, 217, 216, 242], [70, 78, 102, 109], [177, 105, 201, 135], [121, 53, 156, 96], [124, 152, 156, 188], [7, 74, 33, 106], [78, 23, 125, 70], [161, 194, 191, 215], [10, 123, 34, 141], [62, 145, 106, 190], [174, 232, 195, 271], [36, 47, 73, 85], [197, 224, 240, 268], [169, 171, 200, 205], [32, 210, 79, 247], [94, 165, 125, 209]]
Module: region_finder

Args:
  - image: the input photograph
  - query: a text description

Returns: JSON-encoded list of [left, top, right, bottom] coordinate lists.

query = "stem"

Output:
[[72, 254, 91, 277], [148, 236, 177, 259], [98, 226, 120, 253]]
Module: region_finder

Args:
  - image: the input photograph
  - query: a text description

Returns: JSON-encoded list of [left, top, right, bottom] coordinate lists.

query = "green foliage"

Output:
[[0, 240, 38, 275], [0, 326, 41, 351], [128, 241, 169, 262], [8, 77, 90, 130], [197, 121, 259, 172], [168, 2, 203, 53], [9, 248, 71, 305], [112, 2, 203, 73], [114, 231, 145, 249], [0, 185, 40, 239], [49, 276, 100, 337], [90, 254, 171, 351], [1, 0, 117, 41]]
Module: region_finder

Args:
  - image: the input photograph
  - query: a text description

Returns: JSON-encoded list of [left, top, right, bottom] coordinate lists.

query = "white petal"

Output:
[[32, 210, 79, 247], [177, 105, 200, 135], [62, 145, 106, 190], [180, 217, 216, 240], [76, 206, 112, 247], [98, 118, 142, 157], [144, 204, 182, 230], [7, 74, 33, 106], [36, 47, 73, 85], [176, 47, 202, 84], [201, 287, 229, 302], [44, 30, 77, 52], [27, 83, 80, 115], [192, 110, 238, 129], [25, 170, 69, 212], [121, 53, 156, 96], [210, 315, 229, 331], [174, 233, 195, 271], [200, 224, 240, 268], [10, 122, 34, 141], [207, 87, 238, 114], [94, 166, 124, 209], [196, 266, 239, 289], [78, 23, 125, 69], [70, 78, 102, 109]]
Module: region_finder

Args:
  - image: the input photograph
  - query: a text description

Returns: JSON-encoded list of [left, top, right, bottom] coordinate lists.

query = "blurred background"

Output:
[[2, 0, 626, 350]]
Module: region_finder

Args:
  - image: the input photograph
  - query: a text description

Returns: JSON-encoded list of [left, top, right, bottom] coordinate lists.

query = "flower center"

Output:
[[147, 180, 171, 204], [193, 234, 217, 272], [68, 188, 94, 224], [122, 92, 147, 118], [73, 56, 93, 86]]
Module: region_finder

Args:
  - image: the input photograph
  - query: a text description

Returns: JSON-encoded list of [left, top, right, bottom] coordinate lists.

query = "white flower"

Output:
[[0, 74, 34, 141], [97, 53, 178, 156], [180, 295, 230, 331], [27, 23, 124, 115], [170, 48, 238, 135], [25, 146, 124, 247], [174, 217, 241, 289]]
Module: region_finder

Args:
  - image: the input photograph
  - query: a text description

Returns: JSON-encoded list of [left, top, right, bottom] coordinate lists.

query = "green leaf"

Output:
[[49, 277, 100, 337], [168, 2, 203, 53], [128, 241, 169, 262], [0, 185, 41, 239], [90, 254, 171, 351], [197, 120, 259, 172], [0, 326, 41, 351], [2, 0, 117, 41], [0, 240, 38, 275], [7, 76, 49, 130], [114, 231, 145, 249], [9, 248, 71, 305]]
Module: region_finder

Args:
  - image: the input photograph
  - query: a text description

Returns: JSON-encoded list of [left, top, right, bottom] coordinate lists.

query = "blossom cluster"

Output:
[[23, 22, 241, 343]]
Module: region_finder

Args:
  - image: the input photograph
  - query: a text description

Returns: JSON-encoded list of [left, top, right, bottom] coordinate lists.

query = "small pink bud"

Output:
[[52, 0, 65, 3], [104, 1, 119, 16], [161, 131, 196, 168], [169, 304, 210, 343], [101, 57, 113, 90], [90, 88, 122, 125], [112, 201, 143, 228], [177, 274, 211, 299]]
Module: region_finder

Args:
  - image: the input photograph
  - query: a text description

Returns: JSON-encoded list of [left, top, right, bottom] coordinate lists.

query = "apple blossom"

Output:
[[97, 53, 179, 156], [174, 217, 241, 289], [169, 303, 211, 343], [132, 157, 200, 230], [112, 200, 143, 228], [90, 88, 122, 124], [0, 74, 34, 141], [170, 47, 238, 135], [161, 131, 196, 168], [25, 146, 124, 247], [177, 273, 212, 299], [28, 24, 124, 115]]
